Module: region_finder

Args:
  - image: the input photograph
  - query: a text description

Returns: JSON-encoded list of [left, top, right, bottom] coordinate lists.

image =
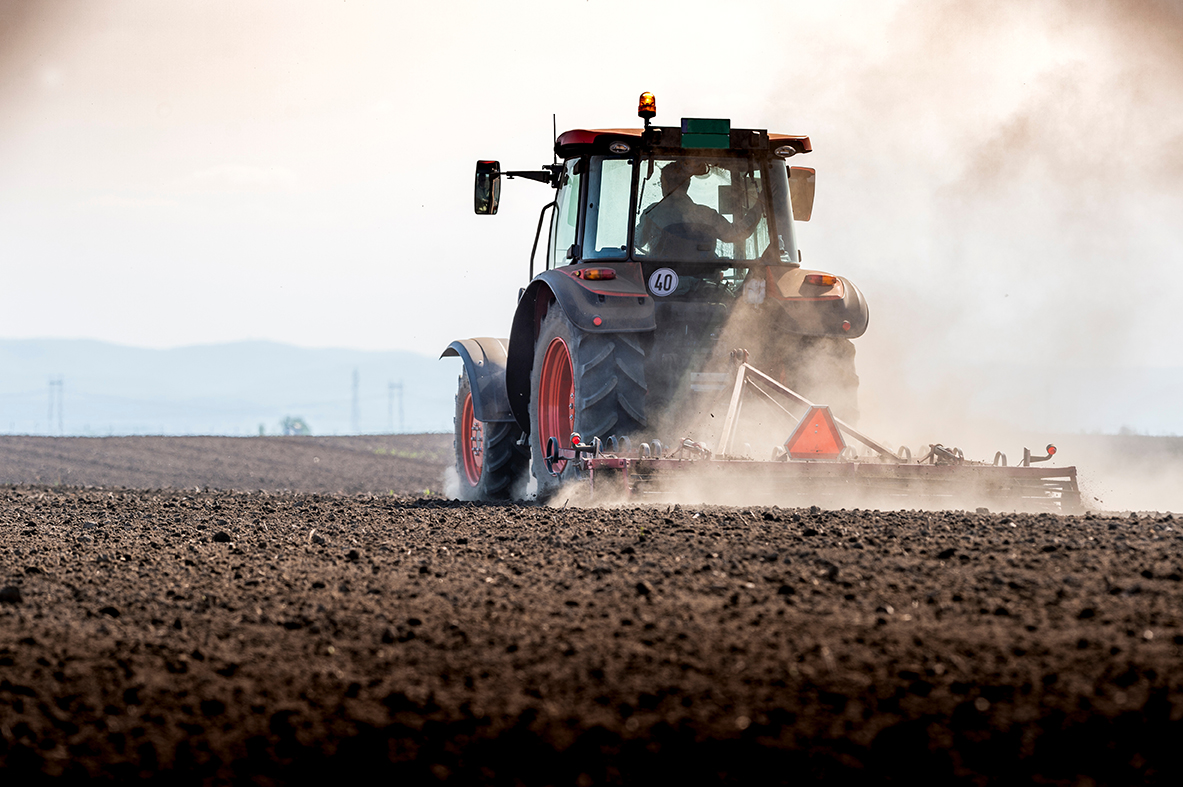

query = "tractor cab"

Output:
[[474, 93, 817, 305]]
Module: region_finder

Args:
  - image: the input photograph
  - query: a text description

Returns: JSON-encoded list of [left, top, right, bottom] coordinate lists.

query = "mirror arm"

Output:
[[505, 171, 551, 184], [505, 164, 564, 187]]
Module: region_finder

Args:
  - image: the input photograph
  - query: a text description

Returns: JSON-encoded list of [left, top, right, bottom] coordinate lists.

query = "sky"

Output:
[[2, 0, 1182, 437]]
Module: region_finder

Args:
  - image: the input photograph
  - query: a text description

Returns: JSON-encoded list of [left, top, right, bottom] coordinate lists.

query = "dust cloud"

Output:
[[0, 3, 63, 98], [777, 0, 1183, 511], [443, 464, 460, 500]]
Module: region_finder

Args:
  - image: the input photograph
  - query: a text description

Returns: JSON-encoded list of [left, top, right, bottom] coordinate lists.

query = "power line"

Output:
[[388, 380, 404, 433], [351, 368, 360, 434], [48, 377, 63, 435]]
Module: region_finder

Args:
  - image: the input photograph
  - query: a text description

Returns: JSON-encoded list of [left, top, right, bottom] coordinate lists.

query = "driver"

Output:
[[637, 160, 762, 259]]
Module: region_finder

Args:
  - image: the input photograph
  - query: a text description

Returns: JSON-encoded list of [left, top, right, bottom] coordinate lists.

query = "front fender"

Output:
[[505, 266, 657, 432], [440, 337, 515, 422]]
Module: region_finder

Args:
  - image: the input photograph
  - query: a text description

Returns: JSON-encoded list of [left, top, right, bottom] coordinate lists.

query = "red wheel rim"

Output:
[[538, 337, 574, 474], [461, 391, 484, 486]]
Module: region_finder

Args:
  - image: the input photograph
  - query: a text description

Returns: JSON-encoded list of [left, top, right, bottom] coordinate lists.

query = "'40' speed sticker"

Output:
[[648, 268, 679, 296]]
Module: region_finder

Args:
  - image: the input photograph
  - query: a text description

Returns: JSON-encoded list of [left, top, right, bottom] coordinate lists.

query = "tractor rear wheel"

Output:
[[529, 305, 647, 500], [453, 368, 528, 500]]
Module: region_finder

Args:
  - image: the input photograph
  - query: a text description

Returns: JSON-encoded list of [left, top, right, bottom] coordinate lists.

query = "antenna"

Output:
[[552, 113, 558, 165]]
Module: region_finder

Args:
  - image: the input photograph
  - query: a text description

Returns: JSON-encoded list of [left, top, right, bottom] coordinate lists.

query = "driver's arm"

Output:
[[701, 202, 761, 243]]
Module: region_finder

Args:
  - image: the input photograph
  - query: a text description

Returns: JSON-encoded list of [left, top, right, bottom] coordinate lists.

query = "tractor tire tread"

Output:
[[453, 369, 528, 501], [530, 310, 648, 499]]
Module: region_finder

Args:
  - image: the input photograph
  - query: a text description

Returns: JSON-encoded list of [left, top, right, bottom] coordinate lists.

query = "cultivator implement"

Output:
[[545, 356, 1082, 514]]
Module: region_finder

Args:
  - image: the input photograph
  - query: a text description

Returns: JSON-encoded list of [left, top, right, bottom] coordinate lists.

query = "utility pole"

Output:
[[48, 377, 64, 435], [388, 380, 404, 433], [351, 368, 360, 434]]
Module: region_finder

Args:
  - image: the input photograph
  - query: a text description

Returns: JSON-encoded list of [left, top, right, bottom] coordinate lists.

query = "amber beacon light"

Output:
[[638, 92, 656, 122]]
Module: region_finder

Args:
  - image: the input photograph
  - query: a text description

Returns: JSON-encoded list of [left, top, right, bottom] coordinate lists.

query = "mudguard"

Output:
[[440, 337, 515, 423], [767, 269, 870, 338], [839, 278, 870, 338], [505, 267, 656, 432]]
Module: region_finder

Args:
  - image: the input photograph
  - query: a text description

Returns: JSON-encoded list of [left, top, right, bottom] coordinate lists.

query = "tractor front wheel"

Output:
[[453, 368, 528, 500]]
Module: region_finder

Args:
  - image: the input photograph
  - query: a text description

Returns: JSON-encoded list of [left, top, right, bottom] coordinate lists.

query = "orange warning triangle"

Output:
[[785, 406, 846, 460]]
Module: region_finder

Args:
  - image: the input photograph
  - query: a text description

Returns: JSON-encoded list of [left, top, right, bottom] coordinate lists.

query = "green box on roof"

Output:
[[681, 118, 730, 134], [681, 133, 728, 149], [680, 117, 731, 149]]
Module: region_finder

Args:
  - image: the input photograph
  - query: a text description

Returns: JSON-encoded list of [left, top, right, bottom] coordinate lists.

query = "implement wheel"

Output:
[[453, 368, 528, 500], [529, 305, 647, 501]]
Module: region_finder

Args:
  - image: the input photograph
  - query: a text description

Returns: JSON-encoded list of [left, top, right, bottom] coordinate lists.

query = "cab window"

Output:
[[582, 157, 632, 260], [633, 156, 770, 263]]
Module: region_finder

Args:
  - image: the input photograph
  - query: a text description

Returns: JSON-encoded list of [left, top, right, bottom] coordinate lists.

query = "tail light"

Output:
[[575, 268, 616, 280]]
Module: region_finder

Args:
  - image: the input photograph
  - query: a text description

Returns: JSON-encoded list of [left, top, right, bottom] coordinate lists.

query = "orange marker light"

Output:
[[804, 274, 839, 286], [578, 268, 616, 280], [638, 92, 656, 120]]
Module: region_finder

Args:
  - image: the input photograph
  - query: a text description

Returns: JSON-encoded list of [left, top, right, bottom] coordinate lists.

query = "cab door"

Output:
[[547, 159, 583, 269]]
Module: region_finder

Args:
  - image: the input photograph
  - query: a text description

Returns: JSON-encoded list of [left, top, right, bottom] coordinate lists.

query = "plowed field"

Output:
[[1, 436, 1181, 784]]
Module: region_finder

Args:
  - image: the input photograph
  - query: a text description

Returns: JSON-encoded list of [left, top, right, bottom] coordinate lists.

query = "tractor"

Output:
[[444, 93, 869, 501]]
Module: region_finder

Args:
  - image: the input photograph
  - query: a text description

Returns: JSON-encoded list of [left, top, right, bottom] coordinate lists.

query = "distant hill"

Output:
[[0, 339, 462, 436], [1, 338, 1179, 439]]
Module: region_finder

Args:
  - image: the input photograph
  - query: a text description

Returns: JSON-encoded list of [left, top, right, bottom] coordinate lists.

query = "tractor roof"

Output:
[[556, 128, 644, 146], [555, 127, 811, 158]]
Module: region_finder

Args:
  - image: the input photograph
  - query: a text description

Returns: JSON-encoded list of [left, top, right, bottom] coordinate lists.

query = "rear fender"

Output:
[[440, 338, 515, 422], [766, 268, 870, 338], [505, 267, 656, 432]]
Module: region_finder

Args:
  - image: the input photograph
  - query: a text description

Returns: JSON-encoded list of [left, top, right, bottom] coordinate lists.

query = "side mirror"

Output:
[[475, 160, 501, 215], [788, 166, 815, 222]]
